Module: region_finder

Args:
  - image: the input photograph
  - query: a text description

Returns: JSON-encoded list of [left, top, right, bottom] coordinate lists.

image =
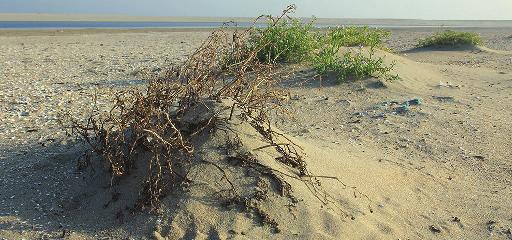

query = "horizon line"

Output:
[[0, 12, 511, 22]]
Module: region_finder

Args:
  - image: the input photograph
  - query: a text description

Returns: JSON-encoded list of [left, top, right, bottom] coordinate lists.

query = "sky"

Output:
[[0, 0, 511, 20]]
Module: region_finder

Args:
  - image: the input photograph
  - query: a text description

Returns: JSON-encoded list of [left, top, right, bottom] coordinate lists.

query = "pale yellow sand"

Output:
[[0, 29, 511, 239]]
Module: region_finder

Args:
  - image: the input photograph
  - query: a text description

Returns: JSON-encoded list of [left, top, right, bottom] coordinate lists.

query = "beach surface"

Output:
[[0, 28, 511, 239]]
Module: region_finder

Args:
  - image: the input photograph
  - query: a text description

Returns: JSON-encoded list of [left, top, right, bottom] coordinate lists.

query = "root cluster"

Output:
[[68, 5, 370, 227], [69, 6, 306, 209]]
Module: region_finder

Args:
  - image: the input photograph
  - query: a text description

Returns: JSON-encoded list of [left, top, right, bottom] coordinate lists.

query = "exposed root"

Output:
[[64, 5, 373, 230]]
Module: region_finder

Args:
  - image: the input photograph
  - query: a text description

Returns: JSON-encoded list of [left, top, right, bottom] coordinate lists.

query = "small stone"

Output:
[[336, 99, 351, 106], [429, 225, 441, 233], [290, 95, 301, 100], [432, 96, 455, 102], [487, 220, 497, 231], [373, 113, 386, 119], [299, 129, 310, 134]]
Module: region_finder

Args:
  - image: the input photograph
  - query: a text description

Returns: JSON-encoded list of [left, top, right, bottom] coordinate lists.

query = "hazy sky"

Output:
[[0, 0, 511, 20]]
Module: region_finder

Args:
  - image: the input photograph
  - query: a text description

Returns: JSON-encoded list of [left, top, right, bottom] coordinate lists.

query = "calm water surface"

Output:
[[0, 21, 259, 29], [0, 21, 454, 29]]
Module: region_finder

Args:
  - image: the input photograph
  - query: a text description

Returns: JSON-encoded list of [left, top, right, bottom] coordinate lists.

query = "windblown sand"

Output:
[[0, 28, 511, 239]]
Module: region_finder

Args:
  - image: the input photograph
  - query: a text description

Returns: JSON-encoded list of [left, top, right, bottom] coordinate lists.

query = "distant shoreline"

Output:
[[1, 21, 512, 32], [1, 26, 511, 38], [0, 13, 511, 28]]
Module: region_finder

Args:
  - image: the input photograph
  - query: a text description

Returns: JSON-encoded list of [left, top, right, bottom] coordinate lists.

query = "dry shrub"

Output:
[[68, 5, 311, 210], [68, 5, 371, 221]]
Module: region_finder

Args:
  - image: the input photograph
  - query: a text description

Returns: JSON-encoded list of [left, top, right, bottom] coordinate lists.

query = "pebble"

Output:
[[433, 96, 455, 102], [336, 99, 351, 106], [429, 225, 442, 233]]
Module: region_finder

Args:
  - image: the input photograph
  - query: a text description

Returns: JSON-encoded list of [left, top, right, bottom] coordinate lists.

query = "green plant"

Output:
[[310, 25, 396, 82], [337, 51, 397, 81], [248, 17, 318, 63], [311, 47, 339, 75], [313, 48, 397, 82], [312, 26, 397, 82], [418, 30, 484, 47], [322, 26, 391, 49]]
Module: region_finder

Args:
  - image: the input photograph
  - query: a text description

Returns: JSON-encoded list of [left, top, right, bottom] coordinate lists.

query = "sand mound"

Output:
[[410, 44, 481, 52], [475, 46, 512, 55], [69, 99, 378, 239], [403, 44, 512, 56], [337, 47, 448, 93], [58, 43, 510, 239]]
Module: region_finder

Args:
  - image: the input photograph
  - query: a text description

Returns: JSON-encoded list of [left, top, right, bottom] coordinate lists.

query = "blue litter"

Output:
[[395, 102, 410, 114]]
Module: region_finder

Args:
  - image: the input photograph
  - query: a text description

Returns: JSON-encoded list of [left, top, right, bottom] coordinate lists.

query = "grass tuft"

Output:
[[323, 26, 391, 49], [244, 10, 396, 82], [418, 30, 484, 48], [309, 26, 395, 83], [312, 26, 397, 82], [312, 48, 398, 82], [249, 18, 318, 63]]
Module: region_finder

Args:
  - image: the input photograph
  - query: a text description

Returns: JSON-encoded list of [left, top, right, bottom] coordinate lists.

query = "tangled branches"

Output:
[[66, 6, 375, 223], [68, 5, 315, 210]]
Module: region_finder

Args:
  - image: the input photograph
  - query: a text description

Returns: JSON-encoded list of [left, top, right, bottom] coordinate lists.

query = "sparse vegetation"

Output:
[[246, 12, 396, 82], [67, 5, 360, 220], [323, 26, 391, 49], [418, 30, 484, 48], [311, 26, 397, 82], [335, 51, 397, 81], [249, 17, 318, 63], [68, 12, 399, 212], [312, 48, 398, 82]]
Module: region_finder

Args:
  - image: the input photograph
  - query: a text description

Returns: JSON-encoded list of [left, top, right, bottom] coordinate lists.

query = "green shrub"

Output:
[[311, 47, 339, 75], [418, 30, 483, 47], [337, 51, 397, 81], [323, 26, 391, 49], [311, 26, 396, 82], [248, 19, 318, 63], [244, 11, 397, 82], [313, 49, 398, 82]]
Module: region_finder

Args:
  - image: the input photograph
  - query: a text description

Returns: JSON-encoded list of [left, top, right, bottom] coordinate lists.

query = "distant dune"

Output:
[[0, 13, 511, 28]]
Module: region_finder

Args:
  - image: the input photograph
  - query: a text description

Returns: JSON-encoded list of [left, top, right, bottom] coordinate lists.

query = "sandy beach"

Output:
[[1, 27, 511, 239]]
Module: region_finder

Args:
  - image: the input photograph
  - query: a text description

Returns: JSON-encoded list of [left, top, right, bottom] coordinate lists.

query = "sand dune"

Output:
[[0, 29, 511, 239]]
